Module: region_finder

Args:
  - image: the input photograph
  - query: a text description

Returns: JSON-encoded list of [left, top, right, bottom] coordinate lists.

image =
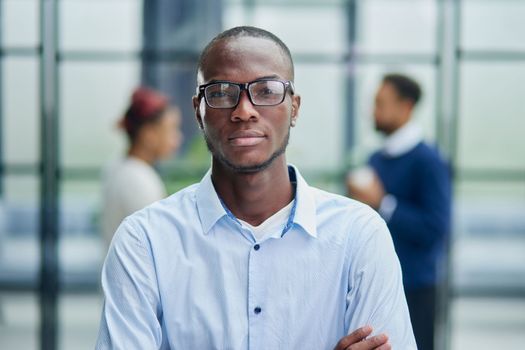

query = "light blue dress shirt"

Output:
[[96, 166, 416, 350]]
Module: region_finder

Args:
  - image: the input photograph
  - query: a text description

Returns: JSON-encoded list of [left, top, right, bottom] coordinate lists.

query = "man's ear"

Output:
[[400, 99, 415, 122], [291, 94, 301, 125], [193, 95, 204, 130]]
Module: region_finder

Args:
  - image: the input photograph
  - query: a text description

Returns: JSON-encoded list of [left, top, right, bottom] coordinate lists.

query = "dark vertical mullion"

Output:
[[450, 0, 462, 172], [434, 2, 449, 350], [0, 1, 4, 196], [344, 0, 357, 167], [435, 0, 446, 152], [142, 0, 159, 86], [39, 0, 60, 349], [445, 2, 463, 350]]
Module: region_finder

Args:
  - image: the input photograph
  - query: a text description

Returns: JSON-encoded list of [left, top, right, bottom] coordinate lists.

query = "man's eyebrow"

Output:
[[256, 74, 280, 80], [206, 75, 281, 84]]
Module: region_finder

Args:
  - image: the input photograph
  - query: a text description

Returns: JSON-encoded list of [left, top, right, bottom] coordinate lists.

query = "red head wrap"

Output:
[[120, 87, 169, 137]]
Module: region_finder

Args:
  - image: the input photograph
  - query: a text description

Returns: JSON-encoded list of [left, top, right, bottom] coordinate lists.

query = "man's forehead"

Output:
[[198, 36, 291, 83], [219, 35, 279, 53]]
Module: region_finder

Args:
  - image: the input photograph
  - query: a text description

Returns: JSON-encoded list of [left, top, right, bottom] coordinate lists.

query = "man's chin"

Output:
[[205, 129, 289, 174], [212, 147, 288, 174], [217, 156, 276, 174]]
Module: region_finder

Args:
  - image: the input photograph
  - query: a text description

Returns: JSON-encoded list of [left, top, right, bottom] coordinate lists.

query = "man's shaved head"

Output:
[[197, 26, 294, 83]]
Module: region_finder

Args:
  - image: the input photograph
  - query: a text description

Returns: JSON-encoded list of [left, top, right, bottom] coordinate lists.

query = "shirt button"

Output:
[[254, 306, 262, 314], [254, 244, 260, 251]]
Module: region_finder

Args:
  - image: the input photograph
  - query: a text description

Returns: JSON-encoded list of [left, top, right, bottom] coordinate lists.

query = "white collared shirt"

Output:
[[96, 166, 416, 350], [382, 121, 423, 157]]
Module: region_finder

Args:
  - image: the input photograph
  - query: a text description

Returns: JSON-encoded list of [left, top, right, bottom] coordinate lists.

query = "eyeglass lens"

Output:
[[205, 80, 286, 108]]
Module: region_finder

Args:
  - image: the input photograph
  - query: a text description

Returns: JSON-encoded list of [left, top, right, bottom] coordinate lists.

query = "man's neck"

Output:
[[211, 157, 294, 226]]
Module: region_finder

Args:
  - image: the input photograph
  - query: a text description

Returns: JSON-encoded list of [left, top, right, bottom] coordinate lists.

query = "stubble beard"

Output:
[[203, 128, 290, 174]]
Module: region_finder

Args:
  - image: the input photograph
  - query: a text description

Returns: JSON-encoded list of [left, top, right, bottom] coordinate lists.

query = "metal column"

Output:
[[344, 0, 358, 167], [39, 0, 60, 349], [0, 2, 4, 195]]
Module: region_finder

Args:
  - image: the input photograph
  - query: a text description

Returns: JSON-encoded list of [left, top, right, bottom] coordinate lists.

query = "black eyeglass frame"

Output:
[[197, 79, 295, 109]]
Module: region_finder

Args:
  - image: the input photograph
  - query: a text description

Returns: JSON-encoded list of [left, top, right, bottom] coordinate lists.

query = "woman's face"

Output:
[[149, 107, 183, 160]]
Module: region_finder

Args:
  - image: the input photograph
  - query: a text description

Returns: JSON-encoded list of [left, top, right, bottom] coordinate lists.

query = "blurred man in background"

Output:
[[348, 73, 452, 350], [100, 87, 183, 247]]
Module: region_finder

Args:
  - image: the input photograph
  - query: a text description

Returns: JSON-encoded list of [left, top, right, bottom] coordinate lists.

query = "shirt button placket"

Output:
[[248, 241, 265, 349]]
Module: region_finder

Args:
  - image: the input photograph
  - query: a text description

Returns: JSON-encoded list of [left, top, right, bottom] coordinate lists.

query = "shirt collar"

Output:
[[382, 121, 423, 157], [196, 169, 227, 235], [195, 165, 318, 238], [290, 165, 318, 238]]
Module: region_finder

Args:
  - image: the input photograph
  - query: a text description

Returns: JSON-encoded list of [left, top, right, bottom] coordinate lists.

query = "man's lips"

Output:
[[228, 130, 266, 146]]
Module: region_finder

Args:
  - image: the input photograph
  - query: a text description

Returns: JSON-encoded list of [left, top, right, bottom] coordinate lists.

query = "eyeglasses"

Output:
[[197, 79, 295, 109]]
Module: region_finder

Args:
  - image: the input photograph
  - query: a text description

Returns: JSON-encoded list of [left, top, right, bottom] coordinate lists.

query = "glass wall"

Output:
[[57, 2, 142, 349], [0, 0, 142, 348], [453, 0, 525, 289], [452, 1, 525, 347], [0, 0, 40, 348], [1, 0, 524, 349]]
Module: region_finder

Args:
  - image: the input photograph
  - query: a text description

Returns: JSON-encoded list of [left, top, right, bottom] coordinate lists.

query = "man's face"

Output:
[[193, 36, 300, 173], [373, 82, 410, 135]]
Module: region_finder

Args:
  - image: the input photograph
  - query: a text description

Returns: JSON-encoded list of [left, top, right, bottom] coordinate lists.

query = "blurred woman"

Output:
[[101, 87, 183, 246]]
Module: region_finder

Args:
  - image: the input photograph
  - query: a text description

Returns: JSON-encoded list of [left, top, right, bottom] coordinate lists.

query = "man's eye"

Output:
[[260, 88, 275, 95], [208, 90, 234, 99], [253, 87, 277, 97], [209, 91, 227, 98]]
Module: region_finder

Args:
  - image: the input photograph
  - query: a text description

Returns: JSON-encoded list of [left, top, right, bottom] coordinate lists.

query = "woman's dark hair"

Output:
[[120, 87, 169, 142]]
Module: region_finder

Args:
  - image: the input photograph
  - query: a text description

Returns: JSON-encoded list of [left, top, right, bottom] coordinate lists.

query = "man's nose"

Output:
[[231, 91, 260, 122]]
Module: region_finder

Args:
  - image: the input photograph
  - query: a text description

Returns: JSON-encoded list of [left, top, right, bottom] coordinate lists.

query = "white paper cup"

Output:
[[347, 166, 374, 189]]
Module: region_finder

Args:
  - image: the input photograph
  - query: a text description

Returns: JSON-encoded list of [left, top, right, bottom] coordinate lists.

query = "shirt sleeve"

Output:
[[96, 218, 163, 350], [344, 214, 417, 349]]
